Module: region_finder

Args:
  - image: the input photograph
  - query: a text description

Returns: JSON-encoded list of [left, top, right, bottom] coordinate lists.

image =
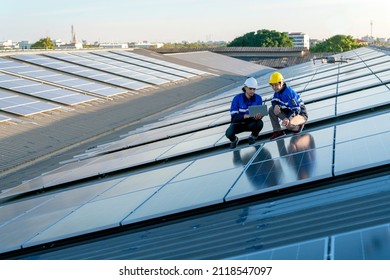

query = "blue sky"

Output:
[[1, 0, 389, 43]]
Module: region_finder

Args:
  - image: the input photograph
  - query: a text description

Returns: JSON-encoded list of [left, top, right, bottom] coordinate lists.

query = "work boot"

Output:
[[230, 136, 239, 149], [270, 130, 285, 140], [248, 135, 256, 145]]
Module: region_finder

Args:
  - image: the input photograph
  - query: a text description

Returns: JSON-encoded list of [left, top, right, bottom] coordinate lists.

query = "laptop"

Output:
[[248, 105, 268, 117]]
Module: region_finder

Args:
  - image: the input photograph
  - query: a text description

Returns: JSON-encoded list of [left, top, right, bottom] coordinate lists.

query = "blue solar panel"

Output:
[[45, 53, 168, 85], [0, 73, 97, 105], [225, 130, 334, 201], [337, 85, 390, 115], [22, 186, 159, 248], [122, 168, 243, 225], [332, 223, 390, 260], [11, 54, 150, 90], [79, 52, 184, 82], [230, 238, 327, 260], [0, 58, 126, 97], [0, 89, 60, 116], [112, 50, 206, 76]]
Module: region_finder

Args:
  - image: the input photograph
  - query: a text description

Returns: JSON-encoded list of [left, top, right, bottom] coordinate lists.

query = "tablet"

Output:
[[248, 105, 268, 117]]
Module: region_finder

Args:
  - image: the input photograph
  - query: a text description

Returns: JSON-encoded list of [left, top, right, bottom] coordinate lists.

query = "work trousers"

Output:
[[225, 119, 264, 142]]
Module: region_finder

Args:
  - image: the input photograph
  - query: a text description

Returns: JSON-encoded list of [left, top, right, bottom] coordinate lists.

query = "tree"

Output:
[[311, 35, 361, 53], [31, 37, 54, 49], [228, 29, 293, 47]]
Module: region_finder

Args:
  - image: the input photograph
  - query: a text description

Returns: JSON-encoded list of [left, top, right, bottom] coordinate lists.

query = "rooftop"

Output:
[[0, 46, 390, 260]]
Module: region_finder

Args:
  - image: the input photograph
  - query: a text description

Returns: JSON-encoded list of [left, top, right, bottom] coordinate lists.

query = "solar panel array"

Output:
[[0, 72, 97, 105], [0, 57, 127, 98], [112, 50, 207, 76], [0, 89, 60, 116], [75, 52, 185, 82], [44, 53, 169, 86], [11, 54, 151, 90], [1, 47, 390, 257], [0, 50, 208, 119]]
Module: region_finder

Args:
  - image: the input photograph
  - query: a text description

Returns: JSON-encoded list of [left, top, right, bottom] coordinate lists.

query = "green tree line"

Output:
[[310, 35, 360, 53], [30, 30, 363, 53], [228, 29, 293, 47], [31, 37, 54, 49]]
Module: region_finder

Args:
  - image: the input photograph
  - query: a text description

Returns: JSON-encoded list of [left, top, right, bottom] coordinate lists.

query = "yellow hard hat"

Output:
[[269, 72, 284, 84]]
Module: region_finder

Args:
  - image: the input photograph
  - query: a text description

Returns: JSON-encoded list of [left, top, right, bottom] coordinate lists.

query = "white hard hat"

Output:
[[244, 77, 258, 88]]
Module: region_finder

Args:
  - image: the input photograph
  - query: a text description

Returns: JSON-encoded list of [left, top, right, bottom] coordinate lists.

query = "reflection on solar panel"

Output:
[[1, 47, 390, 259], [95, 51, 194, 79], [0, 58, 127, 97], [0, 89, 60, 116], [76, 52, 185, 82], [0, 72, 97, 105], [44, 53, 169, 85], [11, 54, 151, 90], [112, 50, 207, 76]]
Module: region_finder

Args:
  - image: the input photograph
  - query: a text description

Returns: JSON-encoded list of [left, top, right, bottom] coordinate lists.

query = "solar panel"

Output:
[[0, 179, 123, 253], [332, 223, 390, 259], [0, 58, 126, 97], [11, 54, 151, 90], [305, 98, 336, 122], [45, 53, 168, 85], [334, 130, 390, 175], [95, 51, 193, 80], [225, 130, 334, 201], [78, 52, 185, 82], [337, 85, 390, 115], [94, 162, 191, 201], [112, 50, 207, 76], [334, 112, 390, 175], [338, 74, 382, 94], [0, 91, 60, 116], [23, 186, 159, 248], [122, 168, 243, 225], [0, 73, 97, 105], [230, 238, 327, 260]]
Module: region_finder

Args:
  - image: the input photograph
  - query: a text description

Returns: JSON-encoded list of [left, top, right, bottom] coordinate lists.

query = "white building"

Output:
[[99, 43, 129, 49], [0, 40, 14, 49], [133, 41, 164, 49], [288, 32, 310, 49]]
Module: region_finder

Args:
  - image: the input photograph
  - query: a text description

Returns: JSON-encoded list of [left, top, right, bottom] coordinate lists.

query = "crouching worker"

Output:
[[225, 77, 264, 149], [268, 72, 308, 140]]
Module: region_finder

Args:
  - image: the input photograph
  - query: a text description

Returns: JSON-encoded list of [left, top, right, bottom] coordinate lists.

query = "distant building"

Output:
[[53, 39, 66, 48], [99, 43, 129, 49], [0, 40, 14, 49], [132, 41, 164, 49], [362, 35, 375, 44], [288, 32, 310, 49], [18, 41, 32, 50]]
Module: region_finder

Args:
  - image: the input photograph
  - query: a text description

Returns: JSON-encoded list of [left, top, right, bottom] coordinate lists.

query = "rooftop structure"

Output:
[[0, 46, 390, 260]]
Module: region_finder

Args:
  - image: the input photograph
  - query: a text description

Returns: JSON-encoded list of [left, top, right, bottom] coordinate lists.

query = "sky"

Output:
[[1, 0, 389, 43]]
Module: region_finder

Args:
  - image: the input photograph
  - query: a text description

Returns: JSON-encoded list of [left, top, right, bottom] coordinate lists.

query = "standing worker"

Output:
[[268, 72, 308, 140], [225, 77, 265, 149]]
